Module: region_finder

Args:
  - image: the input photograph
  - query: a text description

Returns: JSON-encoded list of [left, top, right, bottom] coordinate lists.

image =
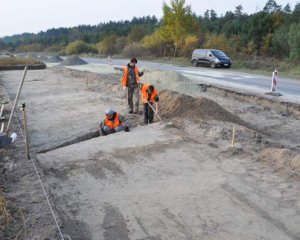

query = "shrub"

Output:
[[142, 30, 165, 57], [181, 35, 199, 57], [96, 35, 118, 55], [15, 43, 43, 52], [203, 34, 233, 54], [65, 40, 97, 55], [122, 42, 149, 58]]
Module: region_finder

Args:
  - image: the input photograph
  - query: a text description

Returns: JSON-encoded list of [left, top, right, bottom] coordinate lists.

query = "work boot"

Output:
[[128, 110, 134, 114]]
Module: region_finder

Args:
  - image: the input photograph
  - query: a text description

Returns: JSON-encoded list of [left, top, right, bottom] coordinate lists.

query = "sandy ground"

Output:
[[0, 65, 300, 240]]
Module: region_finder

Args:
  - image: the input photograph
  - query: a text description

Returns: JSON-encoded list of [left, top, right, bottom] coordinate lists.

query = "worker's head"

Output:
[[105, 109, 115, 120], [130, 58, 137, 67], [146, 85, 154, 94]]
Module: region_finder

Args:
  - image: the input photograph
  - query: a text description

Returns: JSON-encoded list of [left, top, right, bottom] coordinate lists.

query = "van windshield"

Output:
[[211, 50, 227, 57]]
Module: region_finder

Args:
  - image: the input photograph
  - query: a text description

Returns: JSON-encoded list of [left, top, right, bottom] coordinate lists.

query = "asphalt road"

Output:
[[83, 57, 300, 104]]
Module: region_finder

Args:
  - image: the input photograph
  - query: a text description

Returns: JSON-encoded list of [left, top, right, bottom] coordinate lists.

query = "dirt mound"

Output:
[[59, 56, 87, 66], [159, 90, 245, 125], [259, 148, 300, 173], [46, 55, 63, 63]]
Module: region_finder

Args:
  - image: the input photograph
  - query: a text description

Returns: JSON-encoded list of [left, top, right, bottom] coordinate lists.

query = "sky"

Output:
[[0, 0, 298, 37]]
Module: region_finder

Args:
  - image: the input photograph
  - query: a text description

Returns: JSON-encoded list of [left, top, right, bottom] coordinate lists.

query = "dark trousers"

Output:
[[0, 135, 12, 149], [144, 103, 154, 124], [127, 87, 139, 112]]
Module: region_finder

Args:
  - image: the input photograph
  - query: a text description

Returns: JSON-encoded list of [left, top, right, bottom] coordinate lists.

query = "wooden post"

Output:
[[6, 66, 28, 134], [0, 122, 4, 134], [0, 105, 4, 119], [21, 103, 30, 159], [231, 126, 236, 148]]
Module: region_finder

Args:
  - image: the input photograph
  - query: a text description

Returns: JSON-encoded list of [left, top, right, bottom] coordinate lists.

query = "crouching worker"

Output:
[[140, 83, 159, 124], [99, 109, 129, 136]]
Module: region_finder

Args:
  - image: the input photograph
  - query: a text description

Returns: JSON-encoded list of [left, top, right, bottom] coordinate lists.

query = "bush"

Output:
[[122, 42, 149, 58], [15, 43, 43, 52], [97, 35, 118, 55], [203, 34, 233, 54], [65, 40, 97, 55], [181, 35, 199, 57], [142, 30, 165, 57]]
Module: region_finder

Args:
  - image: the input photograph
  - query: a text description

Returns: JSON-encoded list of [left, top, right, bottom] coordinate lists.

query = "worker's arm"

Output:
[[119, 114, 130, 132], [99, 120, 105, 128]]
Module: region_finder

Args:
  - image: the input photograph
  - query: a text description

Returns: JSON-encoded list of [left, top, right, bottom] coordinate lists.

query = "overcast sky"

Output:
[[0, 0, 298, 37]]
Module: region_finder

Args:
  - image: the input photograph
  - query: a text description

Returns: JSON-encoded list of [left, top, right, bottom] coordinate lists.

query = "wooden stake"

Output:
[[0, 105, 4, 119], [231, 126, 236, 148], [21, 103, 30, 159], [6, 66, 28, 134], [0, 122, 4, 134]]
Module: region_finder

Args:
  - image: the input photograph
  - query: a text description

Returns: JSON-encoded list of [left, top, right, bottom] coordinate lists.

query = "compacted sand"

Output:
[[0, 65, 300, 240]]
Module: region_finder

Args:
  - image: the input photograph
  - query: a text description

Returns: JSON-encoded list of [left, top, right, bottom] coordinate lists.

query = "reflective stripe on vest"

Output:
[[104, 113, 121, 129]]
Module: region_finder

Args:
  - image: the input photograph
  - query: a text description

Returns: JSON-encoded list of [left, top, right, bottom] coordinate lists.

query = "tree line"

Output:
[[1, 0, 300, 61]]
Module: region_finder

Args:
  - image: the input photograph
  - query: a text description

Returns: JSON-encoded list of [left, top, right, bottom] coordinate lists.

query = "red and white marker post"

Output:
[[271, 69, 279, 94], [107, 55, 112, 65]]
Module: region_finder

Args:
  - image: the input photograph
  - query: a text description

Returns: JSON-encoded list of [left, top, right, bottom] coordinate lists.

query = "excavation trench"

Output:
[[198, 83, 300, 118], [38, 130, 100, 154]]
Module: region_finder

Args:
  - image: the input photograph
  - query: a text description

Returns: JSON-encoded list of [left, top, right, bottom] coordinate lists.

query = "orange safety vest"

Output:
[[141, 84, 158, 103], [121, 65, 140, 86], [104, 113, 121, 129]]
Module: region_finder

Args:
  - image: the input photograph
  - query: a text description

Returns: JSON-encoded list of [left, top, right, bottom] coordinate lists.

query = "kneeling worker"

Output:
[[140, 83, 159, 124], [99, 109, 129, 136]]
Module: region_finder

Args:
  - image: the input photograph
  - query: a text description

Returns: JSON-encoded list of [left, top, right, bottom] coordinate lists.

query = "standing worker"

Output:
[[121, 58, 144, 114], [99, 109, 129, 136], [140, 83, 159, 124]]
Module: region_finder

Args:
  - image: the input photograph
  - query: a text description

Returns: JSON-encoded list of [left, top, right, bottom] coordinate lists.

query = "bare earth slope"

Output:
[[0, 67, 299, 240]]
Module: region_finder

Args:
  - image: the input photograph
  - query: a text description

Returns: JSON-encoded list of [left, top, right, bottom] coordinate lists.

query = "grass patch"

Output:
[[0, 190, 28, 239], [0, 57, 43, 66]]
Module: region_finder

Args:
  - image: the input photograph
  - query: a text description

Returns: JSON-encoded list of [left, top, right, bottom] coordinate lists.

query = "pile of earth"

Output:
[[59, 56, 87, 66], [258, 148, 300, 173], [159, 90, 246, 125], [46, 56, 63, 63]]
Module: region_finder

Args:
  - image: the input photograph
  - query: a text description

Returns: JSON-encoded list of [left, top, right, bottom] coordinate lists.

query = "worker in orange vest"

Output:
[[99, 109, 129, 136], [121, 58, 144, 114], [140, 83, 159, 124]]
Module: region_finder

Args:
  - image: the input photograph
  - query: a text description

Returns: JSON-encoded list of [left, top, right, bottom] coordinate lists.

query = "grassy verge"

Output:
[[0, 57, 43, 66]]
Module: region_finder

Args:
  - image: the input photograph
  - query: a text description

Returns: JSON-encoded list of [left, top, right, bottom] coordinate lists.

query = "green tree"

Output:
[[234, 5, 243, 17], [128, 25, 149, 43], [270, 25, 290, 58], [161, 0, 200, 57], [288, 23, 300, 60], [263, 0, 281, 13]]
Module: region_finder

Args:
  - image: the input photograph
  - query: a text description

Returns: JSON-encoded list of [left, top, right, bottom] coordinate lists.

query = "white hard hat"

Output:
[[105, 109, 115, 115]]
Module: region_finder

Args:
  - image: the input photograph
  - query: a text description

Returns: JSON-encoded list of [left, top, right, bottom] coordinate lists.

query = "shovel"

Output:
[[145, 99, 172, 126]]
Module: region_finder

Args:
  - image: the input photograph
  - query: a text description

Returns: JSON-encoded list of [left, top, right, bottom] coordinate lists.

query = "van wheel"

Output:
[[192, 60, 198, 67], [210, 62, 216, 68]]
